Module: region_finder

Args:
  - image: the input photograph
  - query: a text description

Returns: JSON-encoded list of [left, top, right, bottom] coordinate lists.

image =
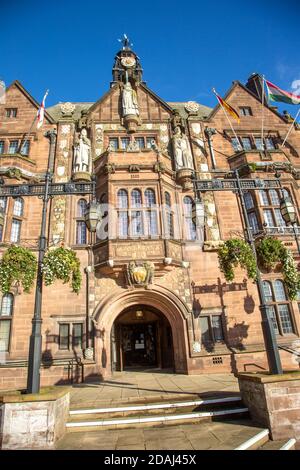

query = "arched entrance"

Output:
[[92, 285, 190, 376], [111, 305, 174, 371]]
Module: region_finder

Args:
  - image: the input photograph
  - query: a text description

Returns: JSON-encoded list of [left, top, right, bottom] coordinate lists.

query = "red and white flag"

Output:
[[36, 90, 49, 129]]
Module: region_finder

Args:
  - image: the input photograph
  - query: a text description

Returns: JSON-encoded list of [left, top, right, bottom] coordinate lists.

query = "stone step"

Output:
[[69, 395, 242, 420], [66, 406, 249, 432], [259, 438, 296, 450]]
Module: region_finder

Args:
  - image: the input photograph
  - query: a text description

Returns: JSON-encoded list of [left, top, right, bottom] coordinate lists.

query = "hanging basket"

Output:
[[42, 246, 82, 294], [0, 245, 37, 294]]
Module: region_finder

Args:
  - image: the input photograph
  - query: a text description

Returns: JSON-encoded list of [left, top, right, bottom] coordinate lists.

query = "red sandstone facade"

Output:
[[1, 43, 300, 391]]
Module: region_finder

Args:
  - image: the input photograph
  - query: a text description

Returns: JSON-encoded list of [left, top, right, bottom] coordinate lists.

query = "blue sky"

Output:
[[1, 0, 300, 115]]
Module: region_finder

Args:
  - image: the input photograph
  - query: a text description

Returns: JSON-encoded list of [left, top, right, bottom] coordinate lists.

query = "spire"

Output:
[[112, 35, 144, 85], [118, 34, 133, 51]]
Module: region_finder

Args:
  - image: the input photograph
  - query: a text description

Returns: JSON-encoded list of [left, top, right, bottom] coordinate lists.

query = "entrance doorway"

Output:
[[111, 305, 174, 371]]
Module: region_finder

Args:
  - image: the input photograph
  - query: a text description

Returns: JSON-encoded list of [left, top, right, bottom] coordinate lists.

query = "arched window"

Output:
[[76, 199, 87, 245], [263, 281, 273, 302], [131, 189, 142, 208], [11, 198, 24, 243], [263, 279, 294, 335], [77, 199, 87, 217], [144, 189, 158, 237], [0, 293, 14, 352], [13, 197, 24, 217], [117, 189, 128, 209], [183, 196, 196, 241], [117, 189, 129, 237], [165, 192, 174, 239], [144, 189, 156, 207], [273, 280, 287, 302]]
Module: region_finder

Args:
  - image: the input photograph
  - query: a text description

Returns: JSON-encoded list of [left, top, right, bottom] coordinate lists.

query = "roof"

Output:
[[46, 102, 93, 121], [46, 98, 212, 122]]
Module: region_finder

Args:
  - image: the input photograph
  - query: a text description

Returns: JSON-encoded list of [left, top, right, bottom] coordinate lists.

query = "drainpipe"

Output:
[[204, 127, 217, 170]]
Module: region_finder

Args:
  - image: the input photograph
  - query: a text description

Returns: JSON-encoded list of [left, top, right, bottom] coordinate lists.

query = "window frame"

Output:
[[200, 313, 225, 347], [0, 293, 14, 352], [75, 199, 88, 245], [263, 280, 295, 336]]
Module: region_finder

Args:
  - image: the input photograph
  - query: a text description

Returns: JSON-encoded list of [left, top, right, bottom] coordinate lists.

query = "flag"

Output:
[[213, 90, 240, 123], [36, 90, 49, 129], [265, 79, 300, 105]]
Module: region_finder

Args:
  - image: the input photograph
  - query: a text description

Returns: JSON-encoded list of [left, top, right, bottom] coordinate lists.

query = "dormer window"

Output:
[[6, 108, 17, 118], [240, 107, 252, 116]]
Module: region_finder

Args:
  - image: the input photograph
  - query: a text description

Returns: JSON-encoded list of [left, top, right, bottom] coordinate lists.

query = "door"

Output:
[[121, 323, 157, 368]]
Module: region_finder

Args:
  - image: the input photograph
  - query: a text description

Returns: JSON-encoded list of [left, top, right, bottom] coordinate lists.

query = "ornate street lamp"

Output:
[[280, 198, 297, 224], [84, 201, 100, 233], [280, 197, 300, 254]]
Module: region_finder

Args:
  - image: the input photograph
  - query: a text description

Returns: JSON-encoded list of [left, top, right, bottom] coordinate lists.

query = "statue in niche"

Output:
[[172, 126, 194, 170], [122, 81, 139, 116], [73, 128, 91, 173]]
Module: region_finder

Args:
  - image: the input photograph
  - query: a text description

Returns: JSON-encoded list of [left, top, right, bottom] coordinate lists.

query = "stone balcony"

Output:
[[227, 149, 287, 172], [93, 238, 184, 270]]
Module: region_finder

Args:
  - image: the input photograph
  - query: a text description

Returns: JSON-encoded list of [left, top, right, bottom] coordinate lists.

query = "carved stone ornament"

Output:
[[104, 163, 116, 174], [127, 261, 154, 287], [129, 164, 140, 173], [185, 101, 200, 113], [60, 102, 75, 115]]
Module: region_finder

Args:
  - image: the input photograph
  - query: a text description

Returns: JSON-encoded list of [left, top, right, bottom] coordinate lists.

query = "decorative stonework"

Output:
[[191, 123, 201, 134], [185, 101, 200, 113], [204, 193, 220, 242], [157, 267, 192, 308], [60, 102, 75, 116], [127, 261, 154, 287], [114, 241, 163, 259], [159, 124, 169, 150], [61, 125, 71, 135], [51, 197, 66, 245], [94, 124, 104, 156], [94, 277, 120, 302]]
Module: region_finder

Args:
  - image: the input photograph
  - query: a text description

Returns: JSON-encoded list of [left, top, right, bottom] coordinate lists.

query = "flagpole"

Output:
[[19, 89, 49, 153], [19, 115, 38, 153], [261, 75, 265, 151], [281, 108, 300, 148], [212, 88, 242, 151]]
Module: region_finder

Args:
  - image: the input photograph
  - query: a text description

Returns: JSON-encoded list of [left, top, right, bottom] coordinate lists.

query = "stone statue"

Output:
[[74, 128, 91, 173], [172, 127, 194, 170], [122, 82, 139, 116]]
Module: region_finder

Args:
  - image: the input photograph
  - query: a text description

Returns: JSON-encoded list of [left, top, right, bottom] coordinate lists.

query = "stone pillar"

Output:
[[238, 371, 300, 441], [0, 387, 70, 449]]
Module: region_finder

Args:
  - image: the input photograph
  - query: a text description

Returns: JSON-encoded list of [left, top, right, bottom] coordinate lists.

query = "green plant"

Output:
[[0, 245, 37, 293], [256, 236, 300, 300], [256, 237, 286, 270], [218, 238, 257, 282], [42, 247, 82, 294]]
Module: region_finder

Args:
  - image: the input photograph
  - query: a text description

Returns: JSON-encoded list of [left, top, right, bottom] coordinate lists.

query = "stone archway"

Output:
[[92, 285, 190, 377]]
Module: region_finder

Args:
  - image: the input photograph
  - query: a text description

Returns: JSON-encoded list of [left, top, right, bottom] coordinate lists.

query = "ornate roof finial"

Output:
[[118, 33, 133, 50]]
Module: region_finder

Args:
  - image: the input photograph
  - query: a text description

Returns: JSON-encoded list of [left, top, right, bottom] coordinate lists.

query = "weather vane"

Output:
[[118, 34, 133, 50]]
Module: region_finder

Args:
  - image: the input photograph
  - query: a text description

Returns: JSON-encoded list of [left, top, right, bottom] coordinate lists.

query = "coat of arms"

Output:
[[127, 261, 154, 287]]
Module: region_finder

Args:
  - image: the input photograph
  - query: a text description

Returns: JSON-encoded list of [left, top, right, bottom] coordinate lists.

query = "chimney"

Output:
[[245, 73, 268, 105]]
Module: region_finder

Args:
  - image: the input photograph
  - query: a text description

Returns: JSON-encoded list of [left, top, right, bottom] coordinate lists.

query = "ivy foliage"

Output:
[[256, 237, 300, 300], [218, 238, 257, 282], [0, 245, 37, 294], [218, 236, 300, 301], [42, 247, 82, 294]]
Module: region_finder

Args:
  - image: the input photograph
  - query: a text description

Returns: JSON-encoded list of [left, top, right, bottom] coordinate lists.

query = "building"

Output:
[[1, 39, 300, 391]]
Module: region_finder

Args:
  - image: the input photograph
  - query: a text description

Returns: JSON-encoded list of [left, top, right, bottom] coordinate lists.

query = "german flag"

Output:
[[213, 90, 240, 123]]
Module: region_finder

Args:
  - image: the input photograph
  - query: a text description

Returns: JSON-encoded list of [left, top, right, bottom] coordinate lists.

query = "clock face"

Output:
[[121, 56, 136, 68]]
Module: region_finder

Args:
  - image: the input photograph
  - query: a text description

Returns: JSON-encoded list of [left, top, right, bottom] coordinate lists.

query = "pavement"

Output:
[[69, 370, 240, 409]]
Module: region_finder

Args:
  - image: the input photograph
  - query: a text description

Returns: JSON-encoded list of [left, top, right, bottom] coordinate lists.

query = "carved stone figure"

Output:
[[127, 261, 154, 286], [73, 128, 91, 173], [122, 82, 139, 116], [172, 127, 194, 170]]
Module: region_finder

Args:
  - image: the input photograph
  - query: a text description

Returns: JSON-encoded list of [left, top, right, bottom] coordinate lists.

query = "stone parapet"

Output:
[[238, 371, 300, 441]]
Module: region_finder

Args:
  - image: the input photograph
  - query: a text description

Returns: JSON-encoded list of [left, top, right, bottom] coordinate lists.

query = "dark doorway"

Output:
[[112, 305, 174, 372]]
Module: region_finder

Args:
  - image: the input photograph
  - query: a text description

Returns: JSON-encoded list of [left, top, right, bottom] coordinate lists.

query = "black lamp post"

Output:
[[275, 173, 300, 255], [193, 170, 283, 374]]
